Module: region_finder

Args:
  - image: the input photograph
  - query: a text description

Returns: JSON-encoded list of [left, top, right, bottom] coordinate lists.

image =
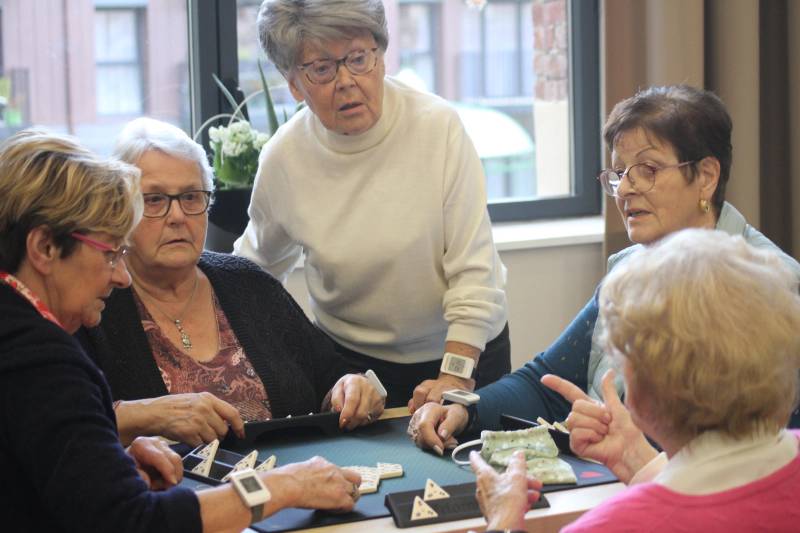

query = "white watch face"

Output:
[[440, 353, 474, 379], [231, 469, 272, 507], [442, 389, 480, 405]]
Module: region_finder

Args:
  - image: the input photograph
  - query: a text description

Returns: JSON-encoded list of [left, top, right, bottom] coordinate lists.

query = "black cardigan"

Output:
[[75, 251, 350, 418], [0, 282, 201, 533]]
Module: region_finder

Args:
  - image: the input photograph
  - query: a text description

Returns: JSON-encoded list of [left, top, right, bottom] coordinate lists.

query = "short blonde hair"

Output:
[[599, 229, 800, 446], [0, 129, 142, 273]]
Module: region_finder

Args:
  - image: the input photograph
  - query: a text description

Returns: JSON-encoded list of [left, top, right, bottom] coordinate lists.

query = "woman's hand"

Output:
[[409, 341, 480, 412], [266, 456, 362, 513], [330, 374, 385, 430], [541, 370, 658, 484], [126, 436, 183, 491], [470, 450, 543, 531], [408, 374, 474, 413], [407, 402, 465, 455], [115, 393, 246, 447]]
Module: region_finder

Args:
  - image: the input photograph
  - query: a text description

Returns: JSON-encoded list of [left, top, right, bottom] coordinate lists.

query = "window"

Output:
[[95, 9, 144, 116], [397, 2, 439, 94], [3, 0, 597, 221], [209, 0, 599, 222], [0, 0, 190, 156]]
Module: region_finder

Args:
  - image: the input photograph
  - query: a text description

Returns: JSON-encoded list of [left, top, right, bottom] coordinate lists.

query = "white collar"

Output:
[[653, 429, 798, 495]]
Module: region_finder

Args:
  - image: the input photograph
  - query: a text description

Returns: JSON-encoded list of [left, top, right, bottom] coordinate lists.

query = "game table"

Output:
[[184, 408, 624, 533]]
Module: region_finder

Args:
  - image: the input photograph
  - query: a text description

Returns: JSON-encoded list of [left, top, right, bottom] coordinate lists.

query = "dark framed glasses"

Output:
[[597, 161, 695, 196], [297, 48, 379, 84], [71, 233, 126, 267], [141, 190, 212, 218]]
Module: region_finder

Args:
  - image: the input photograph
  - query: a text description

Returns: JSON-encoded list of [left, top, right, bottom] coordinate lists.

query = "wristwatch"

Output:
[[440, 352, 478, 379], [230, 469, 272, 524]]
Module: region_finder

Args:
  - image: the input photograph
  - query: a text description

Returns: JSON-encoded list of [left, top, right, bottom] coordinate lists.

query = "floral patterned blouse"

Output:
[[133, 287, 272, 421]]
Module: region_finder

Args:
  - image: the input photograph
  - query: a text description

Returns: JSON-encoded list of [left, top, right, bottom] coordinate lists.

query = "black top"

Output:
[[75, 251, 350, 417], [0, 282, 201, 533]]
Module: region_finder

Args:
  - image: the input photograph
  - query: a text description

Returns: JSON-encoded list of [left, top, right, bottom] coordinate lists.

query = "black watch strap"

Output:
[[251, 504, 264, 524]]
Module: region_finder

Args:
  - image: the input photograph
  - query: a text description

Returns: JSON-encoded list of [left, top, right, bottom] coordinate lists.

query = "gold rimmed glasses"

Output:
[[597, 161, 695, 196]]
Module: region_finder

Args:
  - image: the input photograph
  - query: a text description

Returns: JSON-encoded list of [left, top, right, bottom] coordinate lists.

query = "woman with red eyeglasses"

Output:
[[0, 129, 363, 532]]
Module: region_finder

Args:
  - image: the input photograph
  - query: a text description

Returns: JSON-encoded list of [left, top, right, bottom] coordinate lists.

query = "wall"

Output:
[[601, 0, 705, 259], [285, 243, 604, 372], [790, 0, 800, 260], [705, 0, 761, 228], [2, 0, 96, 128]]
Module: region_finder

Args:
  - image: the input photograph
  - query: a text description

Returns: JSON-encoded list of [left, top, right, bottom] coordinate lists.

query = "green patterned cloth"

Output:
[[479, 426, 577, 484]]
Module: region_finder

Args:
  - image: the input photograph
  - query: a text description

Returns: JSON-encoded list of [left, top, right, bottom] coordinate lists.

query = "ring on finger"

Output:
[[367, 412, 373, 423], [350, 482, 359, 499]]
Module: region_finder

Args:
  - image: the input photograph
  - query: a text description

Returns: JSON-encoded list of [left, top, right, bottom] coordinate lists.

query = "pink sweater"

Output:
[[562, 431, 800, 533]]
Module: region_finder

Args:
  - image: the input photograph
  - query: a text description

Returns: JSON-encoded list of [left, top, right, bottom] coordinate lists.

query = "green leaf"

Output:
[[212, 74, 246, 121], [216, 154, 254, 189], [258, 59, 280, 136]]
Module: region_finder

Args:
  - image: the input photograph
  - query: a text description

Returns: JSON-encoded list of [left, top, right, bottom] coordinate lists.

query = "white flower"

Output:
[[229, 121, 252, 135], [222, 139, 247, 157], [254, 133, 271, 149], [208, 126, 229, 144]]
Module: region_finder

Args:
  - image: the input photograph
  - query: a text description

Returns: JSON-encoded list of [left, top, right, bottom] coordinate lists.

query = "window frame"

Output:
[[94, 7, 146, 117], [188, 0, 600, 223]]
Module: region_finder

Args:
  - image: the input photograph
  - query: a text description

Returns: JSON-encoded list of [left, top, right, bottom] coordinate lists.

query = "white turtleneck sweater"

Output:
[[234, 77, 508, 364]]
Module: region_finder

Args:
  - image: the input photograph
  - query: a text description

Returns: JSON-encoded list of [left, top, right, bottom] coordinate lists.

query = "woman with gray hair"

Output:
[[76, 117, 384, 448], [0, 129, 363, 532], [471, 229, 800, 532], [234, 0, 511, 415]]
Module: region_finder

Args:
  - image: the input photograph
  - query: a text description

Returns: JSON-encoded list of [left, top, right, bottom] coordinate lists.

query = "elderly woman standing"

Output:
[[76, 118, 383, 447], [235, 0, 510, 412], [410, 85, 800, 451], [472, 229, 800, 532], [0, 130, 363, 532]]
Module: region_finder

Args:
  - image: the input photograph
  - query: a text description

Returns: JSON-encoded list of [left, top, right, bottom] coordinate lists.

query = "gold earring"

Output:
[[700, 199, 709, 213]]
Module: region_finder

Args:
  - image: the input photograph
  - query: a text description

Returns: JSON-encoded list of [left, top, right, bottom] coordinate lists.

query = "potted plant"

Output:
[[199, 62, 301, 248]]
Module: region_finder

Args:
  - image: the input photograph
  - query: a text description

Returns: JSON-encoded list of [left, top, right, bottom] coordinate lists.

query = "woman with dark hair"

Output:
[[409, 85, 800, 451]]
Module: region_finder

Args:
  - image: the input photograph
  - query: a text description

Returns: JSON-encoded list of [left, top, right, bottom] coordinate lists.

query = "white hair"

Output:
[[113, 118, 215, 193]]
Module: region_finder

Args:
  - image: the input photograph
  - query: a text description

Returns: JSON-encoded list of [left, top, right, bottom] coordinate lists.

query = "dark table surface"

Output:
[[181, 412, 615, 533]]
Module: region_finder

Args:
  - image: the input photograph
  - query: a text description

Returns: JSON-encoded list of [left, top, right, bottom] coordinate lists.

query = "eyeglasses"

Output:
[[142, 190, 212, 218], [597, 161, 696, 196], [71, 233, 126, 267], [297, 48, 379, 85]]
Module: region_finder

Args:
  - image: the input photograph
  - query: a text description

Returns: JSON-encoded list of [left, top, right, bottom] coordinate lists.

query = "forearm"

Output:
[[115, 399, 159, 447], [197, 471, 301, 533], [475, 358, 577, 432], [437, 341, 481, 390]]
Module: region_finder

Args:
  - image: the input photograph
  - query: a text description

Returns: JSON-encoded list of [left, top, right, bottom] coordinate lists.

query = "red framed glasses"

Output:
[[71, 233, 126, 267]]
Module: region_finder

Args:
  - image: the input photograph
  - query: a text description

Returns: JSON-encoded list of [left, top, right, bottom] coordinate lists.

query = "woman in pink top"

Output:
[[469, 229, 800, 533]]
